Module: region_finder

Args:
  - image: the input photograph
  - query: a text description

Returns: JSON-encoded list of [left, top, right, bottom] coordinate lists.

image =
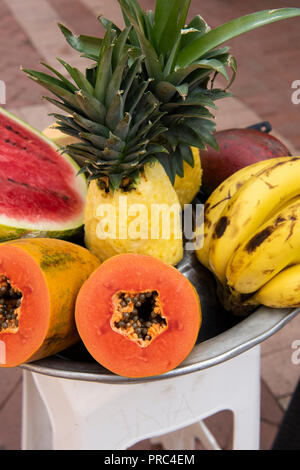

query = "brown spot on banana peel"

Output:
[[258, 177, 278, 190], [263, 269, 274, 274], [245, 226, 275, 253], [245, 213, 296, 254], [275, 216, 286, 225], [257, 157, 299, 178], [210, 190, 231, 211], [213, 216, 230, 239], [286, 216, 297, 241]]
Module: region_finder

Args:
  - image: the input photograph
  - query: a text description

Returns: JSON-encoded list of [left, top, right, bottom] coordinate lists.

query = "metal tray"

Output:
[[20, 248, 300, 384]]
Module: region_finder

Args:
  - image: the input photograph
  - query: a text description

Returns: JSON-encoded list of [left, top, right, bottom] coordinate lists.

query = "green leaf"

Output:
[[40, 62, 77, 92], [94, 43, 114, 104], [112, 26, 131, 69], [72, 113, 110, 137], [174, 150, 184, 178], [43, 96, 80, 115], [193, 58, 230, 80], [127, 79, 152, 115], [180, 15, 211, 52], [170, 124, 208, 149], [109, 173, 124, 191], [105, 133, 126, 152], [114, 113, 132, 141], [201, 46, 230, 59], [154, 0, 191, 57], [154, 81, 189, 103], [50, 113, 81, 131], [178, 143, 194, 167], [58, 23, 102, 59], [162, 91, 217, 111], [106, 53, 129, 108], [157, 153, 177, 185], [79, 132, 107, 150], [106, 93, 124, 131], [55, 126, 79, 139], [98, 15, 122, 35], [118, 0, 163, 80], [185, 117, 218, 149], [75, 90, 106, 123], [121, 56, 143, 102], [177, 8, 300, 67], [143, 10, 155, 46], [56, 58, 95, 95], [168, 105, 215, 120], [22, 68, 80, 109], [163, 34, 181, 77]]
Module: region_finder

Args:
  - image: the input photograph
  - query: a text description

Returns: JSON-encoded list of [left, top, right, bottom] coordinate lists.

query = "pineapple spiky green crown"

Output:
[[23, 26, 169, 192], [56, 1, 300, 184], [23, 1, 300, 188]]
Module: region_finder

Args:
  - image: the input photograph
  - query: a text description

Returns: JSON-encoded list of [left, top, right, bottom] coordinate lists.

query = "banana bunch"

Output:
[[195, 156, 300, 313]]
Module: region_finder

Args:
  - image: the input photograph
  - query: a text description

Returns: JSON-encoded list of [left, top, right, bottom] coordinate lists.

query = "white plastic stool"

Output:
[[21, 345, 261, 450]]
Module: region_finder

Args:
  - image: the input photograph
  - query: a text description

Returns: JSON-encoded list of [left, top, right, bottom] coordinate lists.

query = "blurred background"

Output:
[[0, 0, 300, 450]]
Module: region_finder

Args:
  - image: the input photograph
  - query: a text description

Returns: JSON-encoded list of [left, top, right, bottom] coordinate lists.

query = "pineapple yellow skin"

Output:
[[174, 147, 202, 208], [84, 162, 183, 266]]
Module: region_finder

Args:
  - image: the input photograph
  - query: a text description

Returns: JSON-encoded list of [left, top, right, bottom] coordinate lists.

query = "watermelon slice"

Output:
[[0, 107, 87, 241]]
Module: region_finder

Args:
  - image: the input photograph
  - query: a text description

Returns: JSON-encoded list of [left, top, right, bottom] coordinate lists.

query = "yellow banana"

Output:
[[195, 157, 289, 269], [209, 156, 300, 283], [226, 199, 300, 293], [247, 264, 300, 308]]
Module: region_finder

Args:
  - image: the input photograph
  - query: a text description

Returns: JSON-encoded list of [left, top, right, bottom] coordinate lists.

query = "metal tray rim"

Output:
[[20, 306, 300, 385]]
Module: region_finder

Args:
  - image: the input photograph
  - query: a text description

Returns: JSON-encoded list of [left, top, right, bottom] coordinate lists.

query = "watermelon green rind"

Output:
[[0, 224, 82, 243], [0, 107, 87, 240]]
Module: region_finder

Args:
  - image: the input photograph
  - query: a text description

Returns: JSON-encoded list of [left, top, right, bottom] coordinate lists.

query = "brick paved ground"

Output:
[[0, 0, 299, 450]]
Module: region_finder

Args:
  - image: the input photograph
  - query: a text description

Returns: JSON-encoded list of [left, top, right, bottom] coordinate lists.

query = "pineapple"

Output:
[[59, 1, 300, 204], [24, 26, 183, 266]]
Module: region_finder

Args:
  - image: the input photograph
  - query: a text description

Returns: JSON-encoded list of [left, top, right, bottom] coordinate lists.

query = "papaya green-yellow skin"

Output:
[[0, 238, 100, 366], [84, 163, 184, 266], [174, 148, 202, 207]]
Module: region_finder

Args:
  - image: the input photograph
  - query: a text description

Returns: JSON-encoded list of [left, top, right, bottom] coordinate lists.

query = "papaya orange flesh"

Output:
[[75, 254, 202, 378], [0, 238, 100, 367]]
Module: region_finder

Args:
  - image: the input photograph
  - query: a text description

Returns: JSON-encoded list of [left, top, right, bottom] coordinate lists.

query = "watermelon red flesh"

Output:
[[0, 109, 85, 228]]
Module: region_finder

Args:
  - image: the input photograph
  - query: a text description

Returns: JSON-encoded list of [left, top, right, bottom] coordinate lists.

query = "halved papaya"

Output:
[[75, 254, 201, 378], [0, 238, 100, 367]]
